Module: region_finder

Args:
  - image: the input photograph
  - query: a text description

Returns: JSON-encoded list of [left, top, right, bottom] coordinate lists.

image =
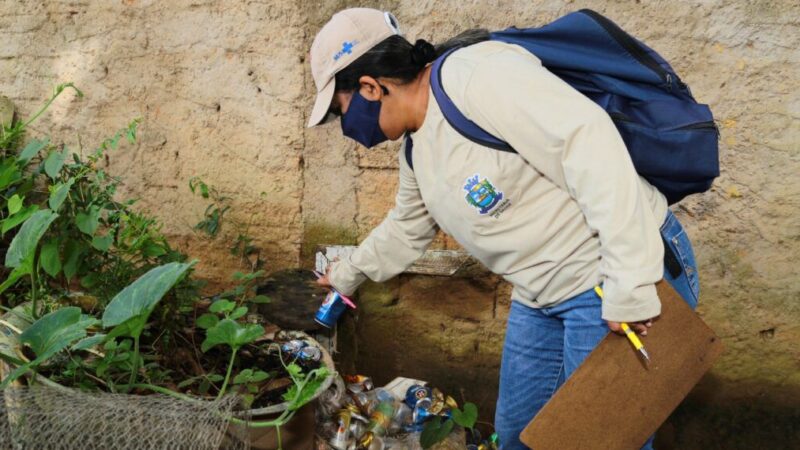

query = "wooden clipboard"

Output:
[[519, 281, 723, 449]]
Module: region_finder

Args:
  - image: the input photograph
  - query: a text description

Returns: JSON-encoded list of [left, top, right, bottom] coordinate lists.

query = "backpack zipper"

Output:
[[611, 113, 718, 135], [678, 121, 717, 130], [579, 9, 669, 85]]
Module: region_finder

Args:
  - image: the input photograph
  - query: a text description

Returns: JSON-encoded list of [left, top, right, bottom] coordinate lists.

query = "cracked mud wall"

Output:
[[2, 0, 799, 447], [1, 0, 308, 286]]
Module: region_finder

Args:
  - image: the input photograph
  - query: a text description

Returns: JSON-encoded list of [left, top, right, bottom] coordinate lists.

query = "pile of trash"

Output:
[[316, 375, 499, 450]]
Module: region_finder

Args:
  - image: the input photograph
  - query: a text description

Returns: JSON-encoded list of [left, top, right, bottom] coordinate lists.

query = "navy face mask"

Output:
[[341, 90, 388, 148]]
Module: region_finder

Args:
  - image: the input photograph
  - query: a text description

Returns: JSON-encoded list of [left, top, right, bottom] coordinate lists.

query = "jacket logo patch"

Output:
[[464, 174, 504, 215]]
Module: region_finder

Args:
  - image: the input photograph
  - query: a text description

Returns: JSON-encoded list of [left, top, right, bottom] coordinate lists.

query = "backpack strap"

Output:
[[430, 48, 517, 153], [404, 135, 414, 170]]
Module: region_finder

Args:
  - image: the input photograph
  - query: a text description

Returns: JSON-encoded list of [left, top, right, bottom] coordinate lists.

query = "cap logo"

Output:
[[333, 40, 358, 61]]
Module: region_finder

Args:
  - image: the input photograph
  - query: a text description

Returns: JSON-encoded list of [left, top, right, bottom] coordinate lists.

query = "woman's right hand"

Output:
[[607, 318, 655, 336], [315, 264, 335, 289]]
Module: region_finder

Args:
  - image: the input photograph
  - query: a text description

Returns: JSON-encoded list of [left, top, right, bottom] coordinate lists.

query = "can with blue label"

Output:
[[315, 290, 348, 328], [404, 384, 432, 409]]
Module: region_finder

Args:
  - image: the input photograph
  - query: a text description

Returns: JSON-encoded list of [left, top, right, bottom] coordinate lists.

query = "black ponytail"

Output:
[[334, 29, 490, 92]]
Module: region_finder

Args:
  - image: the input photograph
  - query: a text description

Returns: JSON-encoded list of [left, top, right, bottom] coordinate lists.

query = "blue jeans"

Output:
[[495, 210, 700, 449]]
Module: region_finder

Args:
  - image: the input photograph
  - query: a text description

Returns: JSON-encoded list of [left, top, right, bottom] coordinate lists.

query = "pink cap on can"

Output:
[[313, 270, 357, 309]]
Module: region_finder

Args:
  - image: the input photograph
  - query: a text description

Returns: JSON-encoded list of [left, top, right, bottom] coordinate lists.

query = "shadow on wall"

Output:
[[656, 374, 800, 449], [340, 276, 800, 449]]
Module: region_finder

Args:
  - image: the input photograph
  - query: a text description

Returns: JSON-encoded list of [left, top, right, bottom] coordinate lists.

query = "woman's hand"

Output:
[[607, 317, 657, 336], [315, 262, 336, 289]]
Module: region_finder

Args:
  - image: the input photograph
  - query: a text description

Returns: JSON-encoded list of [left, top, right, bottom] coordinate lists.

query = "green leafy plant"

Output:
[[233, 367, 271, 408], [199, 298, 264, 400], [0, 83, 83, 150], [451, 402, 478, 432], [0, 306, 96, 388], [0, 209, 59, 317], [0, 85, 332, 450], [189, 177, 262, 270], [102, 261, 195, 387], [420, 401, 479, 449], [420, 416, 455, 449], [189, 177, 229, 237]]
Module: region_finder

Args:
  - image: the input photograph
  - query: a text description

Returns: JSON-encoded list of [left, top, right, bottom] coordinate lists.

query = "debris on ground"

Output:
[[316, 375, 499, 450]]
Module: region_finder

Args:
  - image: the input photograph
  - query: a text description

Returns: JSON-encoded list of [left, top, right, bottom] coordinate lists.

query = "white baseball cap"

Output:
[[307, 8, 401, 127]]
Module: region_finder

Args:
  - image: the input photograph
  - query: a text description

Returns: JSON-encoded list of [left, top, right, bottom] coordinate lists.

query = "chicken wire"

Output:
[[0, 384, 249, 450]]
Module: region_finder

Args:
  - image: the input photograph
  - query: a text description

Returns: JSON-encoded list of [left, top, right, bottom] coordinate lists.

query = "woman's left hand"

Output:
[[607, 317, 657, 336]]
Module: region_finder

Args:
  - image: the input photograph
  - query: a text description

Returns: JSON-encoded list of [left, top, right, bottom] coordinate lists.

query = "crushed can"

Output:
[[404, 385, 432, 408], [330, 409, 352, 450], [411, 397, 433, 425], [298, 345, 321, 362], [280, 339, 307, 355]]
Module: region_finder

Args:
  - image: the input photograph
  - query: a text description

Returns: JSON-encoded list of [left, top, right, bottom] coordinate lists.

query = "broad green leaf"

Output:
[[17, 138, 49, 165], [209, 299, 235, 314], [420, 416, 455, 449], [91, 234, 113, 252], [195, 313, 219, 330], [282, 367, 330, 411], [80, 272, 100, 289], [229, 306, 248, 320], [5, 209, 58, 269], [250, 295, 271, 304], [0, 163, 21, 190], [451, 402, 478, 430], [7, 194, 22, 215], [1, 205, 38, 235], [22, 307, 97, 358], [102, 261, 194, 338], [105, 321, 134, 341], [0, 266, 28, 296], [142, 242, 167, 257], [48, 179, 73, 211], [233, 369, 253, 384], [43, 146, 68, 179], [200, 319, 263, 353], [250, 370, 269, 383], [71, 334, 107, 351], [39, 239, 61, 277], [0, 307, 96, 388], [76, 206, 101, 235], [62, 239, 84, 281], [177, 375, 201, 389]]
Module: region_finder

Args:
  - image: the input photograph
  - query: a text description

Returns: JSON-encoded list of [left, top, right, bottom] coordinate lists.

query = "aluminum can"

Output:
[[389, 403, 412, 433], [349, 391, 372, 415], [404, 385, 432, 408], [330, 409, 352, 450], [315, 290, 348, 328], [366, 401, 395, 437], [280, 339, 307, 355], [344, 375, 374, 391], [411, 397, 433, 424], [298, 345, 321, 362]]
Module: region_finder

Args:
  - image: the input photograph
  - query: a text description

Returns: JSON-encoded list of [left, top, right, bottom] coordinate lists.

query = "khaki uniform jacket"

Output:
[[329, 41, 668, 322]]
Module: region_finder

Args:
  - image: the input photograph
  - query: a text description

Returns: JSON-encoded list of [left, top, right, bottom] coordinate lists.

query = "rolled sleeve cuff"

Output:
[[328, 259, 368, 297], [600, 284, 662, 323]]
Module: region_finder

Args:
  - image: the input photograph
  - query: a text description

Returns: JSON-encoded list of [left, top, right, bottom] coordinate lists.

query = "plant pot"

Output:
[[224, 331, 336, 450], [0, 308, 335, 450]]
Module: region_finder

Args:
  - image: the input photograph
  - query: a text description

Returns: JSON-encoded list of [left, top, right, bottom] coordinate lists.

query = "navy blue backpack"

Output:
[[416, 9, 719, 205]]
